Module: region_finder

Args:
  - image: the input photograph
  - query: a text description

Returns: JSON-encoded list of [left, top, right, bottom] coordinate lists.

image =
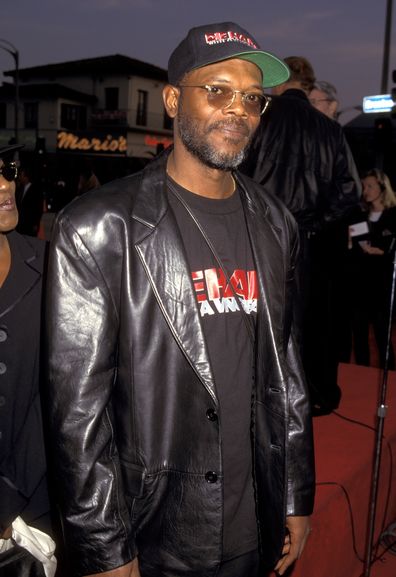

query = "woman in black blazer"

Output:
[[0, 144, 51, 574], [347, 168, 396, 368]]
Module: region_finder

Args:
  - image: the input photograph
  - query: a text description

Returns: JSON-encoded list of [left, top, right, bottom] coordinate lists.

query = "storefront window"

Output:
[[105, 87, 119, 111], [136, 90, 148, 126], [24, 102, 38, 129], [61, 104, 87, 130]]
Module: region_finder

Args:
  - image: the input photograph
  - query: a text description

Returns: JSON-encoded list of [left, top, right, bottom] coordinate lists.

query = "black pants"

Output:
[[296, 234, 342, 411], [216, 549, 260, 577]]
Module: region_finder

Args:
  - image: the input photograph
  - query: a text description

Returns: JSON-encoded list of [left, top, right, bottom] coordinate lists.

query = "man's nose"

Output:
[[223, 92, 248, 116]]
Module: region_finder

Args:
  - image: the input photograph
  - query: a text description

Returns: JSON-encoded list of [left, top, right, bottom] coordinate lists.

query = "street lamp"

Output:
[[0, 38, 19, 144], [381, 0, 393, 93]]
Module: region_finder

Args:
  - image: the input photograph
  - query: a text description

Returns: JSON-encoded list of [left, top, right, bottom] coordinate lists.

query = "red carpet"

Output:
[[271, 363, 396, 577]]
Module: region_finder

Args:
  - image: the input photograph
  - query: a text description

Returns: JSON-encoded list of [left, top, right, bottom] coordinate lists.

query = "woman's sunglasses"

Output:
[[0, 162, 18, 182]]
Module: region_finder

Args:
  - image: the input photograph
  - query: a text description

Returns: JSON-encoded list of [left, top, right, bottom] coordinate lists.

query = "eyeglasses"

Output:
[[0, 162, 18, 182], [178, 84, 271, 116]]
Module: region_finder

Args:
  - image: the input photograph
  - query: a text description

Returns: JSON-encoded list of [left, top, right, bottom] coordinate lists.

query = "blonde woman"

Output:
[[347, 169, 396, 367]]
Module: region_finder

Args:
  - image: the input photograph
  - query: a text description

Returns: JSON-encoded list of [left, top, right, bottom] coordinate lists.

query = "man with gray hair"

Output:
[[309, 80, 339, 120]]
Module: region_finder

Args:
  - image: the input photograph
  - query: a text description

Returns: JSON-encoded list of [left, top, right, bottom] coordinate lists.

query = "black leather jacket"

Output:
[[242, 89, 361, 232], [46, 151, 315, 577]]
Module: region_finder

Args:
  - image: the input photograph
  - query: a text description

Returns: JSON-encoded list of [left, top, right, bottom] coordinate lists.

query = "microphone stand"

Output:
[[363, 240, 396, 576]]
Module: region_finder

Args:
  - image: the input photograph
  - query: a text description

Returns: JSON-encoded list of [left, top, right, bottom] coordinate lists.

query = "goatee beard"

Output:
[[177, 113, 251, 171]]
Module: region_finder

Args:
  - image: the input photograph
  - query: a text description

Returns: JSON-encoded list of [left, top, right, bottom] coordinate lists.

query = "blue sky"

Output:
[[1, 0, 395, 123]]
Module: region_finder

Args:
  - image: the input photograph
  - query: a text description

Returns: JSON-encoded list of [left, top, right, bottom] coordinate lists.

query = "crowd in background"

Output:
[[12, 60, 396, 387]]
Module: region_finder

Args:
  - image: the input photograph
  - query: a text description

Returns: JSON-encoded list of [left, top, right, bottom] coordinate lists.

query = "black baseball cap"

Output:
[[0, 144, 24, 158], [168, 22, 290, 88]]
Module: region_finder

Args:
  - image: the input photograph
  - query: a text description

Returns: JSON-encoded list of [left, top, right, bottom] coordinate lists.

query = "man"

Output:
[[15, 164, 43, 236], [309, 80, 339, 120], [46, 23, 314, 577], [242, 56, 361, 415]]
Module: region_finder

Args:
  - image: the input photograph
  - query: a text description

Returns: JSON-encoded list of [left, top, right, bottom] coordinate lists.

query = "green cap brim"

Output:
[[231, 51, 290, 88]]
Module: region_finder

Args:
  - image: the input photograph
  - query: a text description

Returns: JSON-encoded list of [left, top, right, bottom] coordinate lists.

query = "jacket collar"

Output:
[[131, 148, 278, 231], [131, 149, 171, 229], [132, 150, 217, 402], [235, 173, 285, 363], [281, 88, 310, 102]]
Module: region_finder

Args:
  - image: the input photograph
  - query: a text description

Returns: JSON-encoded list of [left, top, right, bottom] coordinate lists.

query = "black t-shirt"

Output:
[[168, 177, 258, 560]]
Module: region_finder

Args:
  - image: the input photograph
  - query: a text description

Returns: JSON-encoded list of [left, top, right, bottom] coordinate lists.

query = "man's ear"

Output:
[[163, 85, 179, 119]]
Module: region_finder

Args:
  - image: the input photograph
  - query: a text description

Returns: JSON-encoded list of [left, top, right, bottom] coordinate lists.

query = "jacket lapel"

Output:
[[0, 231, 43, 320], [236, 175, 286, 365], [131, 160, 217, 404]]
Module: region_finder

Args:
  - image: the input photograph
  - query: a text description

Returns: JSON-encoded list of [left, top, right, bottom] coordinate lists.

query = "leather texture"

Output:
[[46, 149, 315, 577], [242, 88, 361, 233]]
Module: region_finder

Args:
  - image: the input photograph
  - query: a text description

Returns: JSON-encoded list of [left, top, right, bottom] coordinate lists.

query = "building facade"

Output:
[[0, 54, 173, 168]]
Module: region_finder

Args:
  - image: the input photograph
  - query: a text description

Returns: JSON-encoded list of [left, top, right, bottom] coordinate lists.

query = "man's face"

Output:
[[309, 88, 338, 120], [169, 59, 263, 170]]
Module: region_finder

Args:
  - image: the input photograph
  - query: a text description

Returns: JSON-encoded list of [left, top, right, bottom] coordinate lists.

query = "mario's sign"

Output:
[[57, 131, 127, 155]]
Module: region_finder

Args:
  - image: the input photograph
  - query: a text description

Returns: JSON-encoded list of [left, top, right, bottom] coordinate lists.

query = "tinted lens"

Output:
[[243, 94, 267, 116], [0, 163, 18, 182], [207, 87, 267, 116], [206, 87, 233, 110]]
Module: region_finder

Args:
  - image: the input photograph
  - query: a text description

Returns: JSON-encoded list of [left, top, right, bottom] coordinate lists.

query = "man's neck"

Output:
[[167, 150, 235, 200]]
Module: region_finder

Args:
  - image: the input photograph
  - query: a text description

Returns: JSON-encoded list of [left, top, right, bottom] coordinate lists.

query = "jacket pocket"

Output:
[[119, 460, 146, 498]]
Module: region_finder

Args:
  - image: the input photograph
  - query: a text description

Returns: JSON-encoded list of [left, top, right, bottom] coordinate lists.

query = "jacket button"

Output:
[[0, 329, 7, 342], [205, 471, 218, 483], [0, 396, 5, 407], [206, 408, 218, 422], [0, 363, 6, 375]]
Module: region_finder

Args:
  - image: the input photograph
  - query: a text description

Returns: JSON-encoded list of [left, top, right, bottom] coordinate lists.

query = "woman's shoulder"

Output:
[[8, 231, 47, 270], [10, 230, 45, 250]]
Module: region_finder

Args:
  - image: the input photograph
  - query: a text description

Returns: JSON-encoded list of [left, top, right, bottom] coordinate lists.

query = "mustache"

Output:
[[207, 119, 250, 136]]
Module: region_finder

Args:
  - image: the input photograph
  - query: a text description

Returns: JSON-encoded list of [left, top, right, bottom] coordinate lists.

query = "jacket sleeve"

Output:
[[284, 222, 315, 516], [45, 214, 134, 576], [285, 334, 315, 516]]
